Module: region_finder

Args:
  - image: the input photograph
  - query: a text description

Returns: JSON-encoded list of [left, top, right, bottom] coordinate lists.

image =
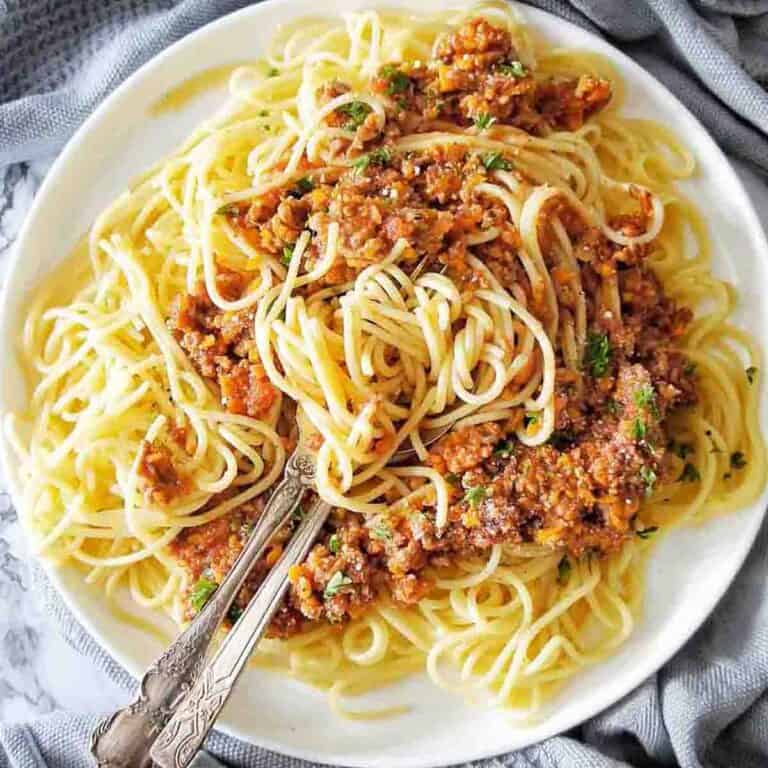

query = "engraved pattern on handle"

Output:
[[89, 448, 316, 767], [150, 499, 331, 768]]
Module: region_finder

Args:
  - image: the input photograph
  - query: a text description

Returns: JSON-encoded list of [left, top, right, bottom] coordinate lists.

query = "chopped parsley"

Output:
[[190, 577, 217, 613], [337, 100, 372, 130], [634, 384, 659, 418], [639, 465, 657, 496], [557, 556, 571, 585], [584, 332, 612, 377], [464, 485, 488, 507], [352, 146, 391, 174], [635, 526, 659, 540], [259, 109, 269, 117], [324, 571, 353, 598], [227, 603, 243, 624], [445, 472, 461, 485], [730, 451, 747, 469], [497, 60, 527, 78], [632, 418, 647, 442], [746, 366, 758, 384], [281, 245, 294, 266], [371, 526, 392, 541], [381, 64, 411, 95], [523, 412, 539, 429], [328, 533, 342, 554], [474, 112, 497, 131], [678, 462, 701, 483], [292, 176, 314, 196], [606, 398, 620, 417], [481, 151, 512, 172], [267, 67, 279, 77], [493, 440, 513, 457]]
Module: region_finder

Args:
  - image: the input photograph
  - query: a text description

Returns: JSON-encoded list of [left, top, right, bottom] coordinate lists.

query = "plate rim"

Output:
[[2, 1, 767, 766]]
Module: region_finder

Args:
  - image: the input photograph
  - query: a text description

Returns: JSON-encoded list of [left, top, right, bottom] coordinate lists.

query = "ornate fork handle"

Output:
[[150, 497, 332, 768], [89, 448, 316, 768]]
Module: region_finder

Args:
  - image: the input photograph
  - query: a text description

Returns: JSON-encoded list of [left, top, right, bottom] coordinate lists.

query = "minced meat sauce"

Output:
[[158, 17, 697, 635]]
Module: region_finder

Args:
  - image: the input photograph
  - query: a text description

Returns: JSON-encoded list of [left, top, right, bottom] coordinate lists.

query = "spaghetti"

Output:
[[5, 2, 766, 719]]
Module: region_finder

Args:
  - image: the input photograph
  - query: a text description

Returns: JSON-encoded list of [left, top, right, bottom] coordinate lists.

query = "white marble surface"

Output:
[[0, 155, 767, 729]]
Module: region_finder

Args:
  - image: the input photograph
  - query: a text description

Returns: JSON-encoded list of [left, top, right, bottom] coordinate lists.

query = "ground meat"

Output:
[[534, 75, 612, 132], [219, 17, 612, 287], [219, 360, 278, 418], [428, 422, 503, 475], [174, 327, 690, 628], [168, 274, 278, 419], [168, 16, 694, 636], [137, 441, 188, 505]]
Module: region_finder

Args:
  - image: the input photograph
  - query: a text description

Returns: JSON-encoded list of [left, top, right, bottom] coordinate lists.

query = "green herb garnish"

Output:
[[639, 465, 657, 496], [632, 418, 647, 442], [217, 203, 240, 216], [227, 603, 243, 623], [190, 577, 217, 613], [678, 462, 701, 483], [259, 109, 269, 117], [338, 100, 372, 130], [634, 384, 659, 418], [684, 361, 697, 376], [481, 152, 512, 172], [293, 176, 314, 195], [523, 412, 539, 430], [267, 67, 279, 77], [497, 61, 527, 78], [324, 571, 353, 598], [636, 526, 659, 540], [282, 246, 294, 266], [557, 556, 571, 585], [371, 526, 392, 541], [381, 64, 411, 95], [584, 332, 612, 377], [474, 112, 497, 131], [352, 147, 392, 174], [464, 485, 488, 507], [328, 533, 342, 554], [746, 366, 758, 384], [493, 440, 513, 457], [730, 451, 747, 469], [445, 472, 461, 485]]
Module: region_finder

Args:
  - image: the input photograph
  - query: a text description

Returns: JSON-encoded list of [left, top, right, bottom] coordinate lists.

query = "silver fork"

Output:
[[149, 431, 454, 767], [89, 446, 318, 768], [89, 436, 450, 768], [151, 495, 331, 768], [90, 255, 453, 767]]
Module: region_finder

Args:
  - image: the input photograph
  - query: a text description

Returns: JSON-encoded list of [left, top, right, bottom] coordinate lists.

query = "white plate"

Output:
[[1, 2, 767, 766]]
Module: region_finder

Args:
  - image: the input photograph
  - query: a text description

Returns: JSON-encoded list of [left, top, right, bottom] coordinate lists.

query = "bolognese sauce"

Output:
[[160, 16, 696, 635]]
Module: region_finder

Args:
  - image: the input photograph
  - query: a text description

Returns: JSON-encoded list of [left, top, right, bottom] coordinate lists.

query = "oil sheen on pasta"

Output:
[[7, 2, 766, 719]]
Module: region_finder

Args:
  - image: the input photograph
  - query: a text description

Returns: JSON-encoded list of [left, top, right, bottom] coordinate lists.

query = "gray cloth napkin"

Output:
[[1, 1, 767, 767]]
